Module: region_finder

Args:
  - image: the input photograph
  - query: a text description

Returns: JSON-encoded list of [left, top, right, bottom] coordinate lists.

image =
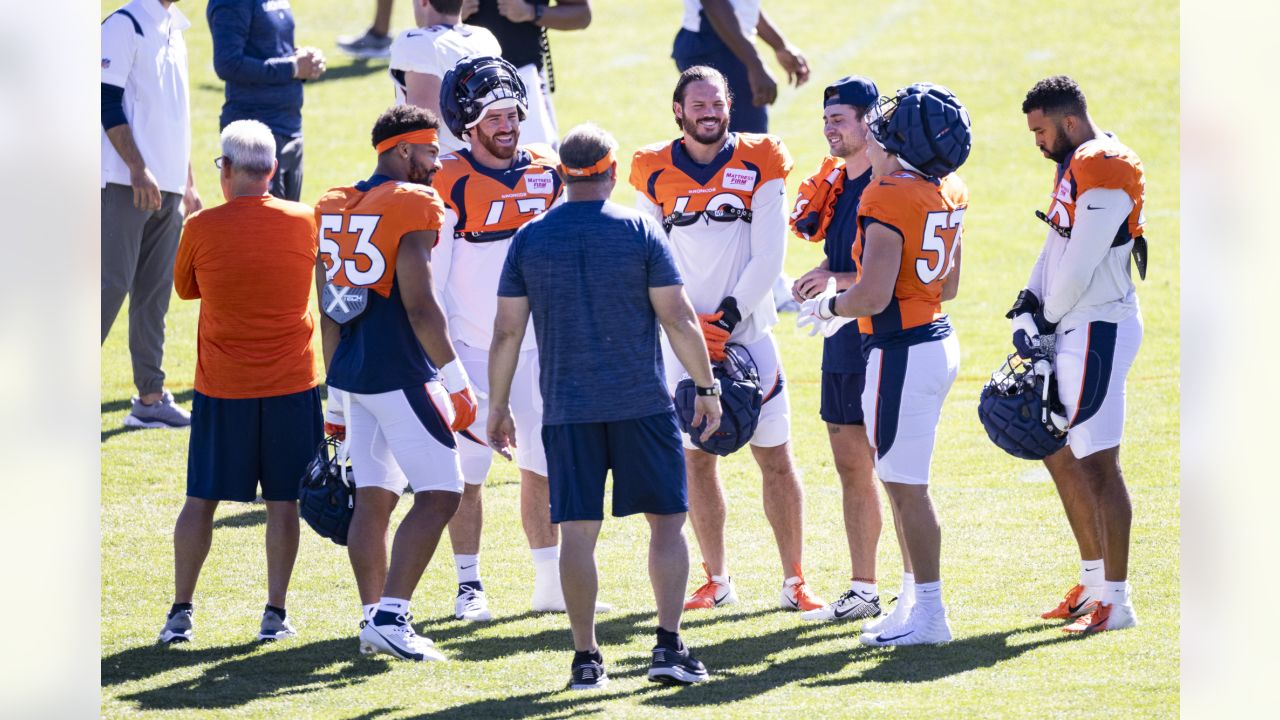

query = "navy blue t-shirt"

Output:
[[497, 200, 683, 425], [208, 0, 304, 138], [822, 168, 872, 374]]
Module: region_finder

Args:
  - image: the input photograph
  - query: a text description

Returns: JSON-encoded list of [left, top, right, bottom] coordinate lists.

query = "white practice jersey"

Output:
[[681, 0, 760, 38], [389, 23, 502, 155]]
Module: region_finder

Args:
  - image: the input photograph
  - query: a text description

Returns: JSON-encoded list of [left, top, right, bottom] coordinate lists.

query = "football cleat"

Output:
[[359, 611, 446, 661], [569, 655, 609, 691], [454, 583, 492, 622], [257, 608, 297, 642], [157, 607, 193, 645], [780, 573, 826, 612], [859, 605, 952, 647], [802, 587, 882, 622], [648, 643, 709, 685], [1041, 584, 1101, 620], [860, 595, 912, 635], [1063, 601, 1138, 634], [684, 564, 738, 610]]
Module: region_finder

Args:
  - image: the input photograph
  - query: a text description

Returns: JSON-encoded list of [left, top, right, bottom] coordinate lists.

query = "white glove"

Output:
[[324, 387, 346, 425], [796, 277, 854, 337]]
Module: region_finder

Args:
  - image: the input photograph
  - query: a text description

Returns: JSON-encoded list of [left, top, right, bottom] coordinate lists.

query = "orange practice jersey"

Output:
[[853, 171, 969, 337], [789, 154, 846, 243], [1043, 135, 1144, 243], [314, 179, 445, 296], [173, 195, 320, 399], [433, 145, 562, 242]]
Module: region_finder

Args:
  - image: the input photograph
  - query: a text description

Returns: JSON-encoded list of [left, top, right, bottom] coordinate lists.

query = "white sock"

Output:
[[362, 603, 377, 622], [850, 580, 878, 599], [376, 596, 410, 618], [455, 554, 481, 584], [900, 572, 916, 604], [1102, 580, 1128, 606], [1080, 559, 1105, 588], [914, 580, 942, 611], [783, 575, 803, 588]]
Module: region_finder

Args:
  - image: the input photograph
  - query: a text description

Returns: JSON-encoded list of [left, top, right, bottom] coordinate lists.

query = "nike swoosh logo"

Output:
[[1063, 328, 1076, 335], [1103, 153, 1119, 159], [459, 564, 476, 570], [876, 630, 913, 642], [1083, 566, 1099, 572], [1067, 600, 1090, 614], [833, 605, 858, 618], [1085, 204, 1105, 210]]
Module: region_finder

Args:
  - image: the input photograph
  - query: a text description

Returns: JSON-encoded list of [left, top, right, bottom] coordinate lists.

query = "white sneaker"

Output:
[[860, 605, 952, 646], [802, 588, 882, 622], [157, 607, 193, 645], [861, 595, 911, 635], [454, 583, 492, 622], [531, 578, 612, 613], [359, 612, 446, 661]]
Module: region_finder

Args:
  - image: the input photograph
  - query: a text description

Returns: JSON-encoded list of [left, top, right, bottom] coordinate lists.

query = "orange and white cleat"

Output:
[[1041, 584, 1100, 620], [1063, 601, 1138, 634], [684, 563, 738, 610], [780, 569, 826, 612]]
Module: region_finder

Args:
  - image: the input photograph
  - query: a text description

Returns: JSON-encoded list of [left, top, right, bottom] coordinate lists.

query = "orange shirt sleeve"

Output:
[[173, 214, 202, 300]]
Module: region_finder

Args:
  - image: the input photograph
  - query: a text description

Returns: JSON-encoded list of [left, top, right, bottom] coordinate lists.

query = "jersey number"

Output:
[[484, 198, 548, 225], [917, 209, 965, 284], [320, 214, 386, 285]]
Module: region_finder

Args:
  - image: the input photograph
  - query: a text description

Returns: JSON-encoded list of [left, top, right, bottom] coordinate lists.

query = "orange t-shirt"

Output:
[[173, 194, 320, 399]]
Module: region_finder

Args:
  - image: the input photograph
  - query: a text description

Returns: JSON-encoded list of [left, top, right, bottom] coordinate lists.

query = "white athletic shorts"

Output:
[[455, 340, 547, 483], [1055, 312, 1143, 459], [346, 382, 464, 495], [862, 333, 960, 485], [663, 333, 790, 450], [516, 63, 559, 148]]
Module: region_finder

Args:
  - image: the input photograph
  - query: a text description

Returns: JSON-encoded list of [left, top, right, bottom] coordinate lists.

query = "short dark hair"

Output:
[[428, 0, 465, 14], [371, 104, 441, 150], [559, 123, 617, 184], [673, 65, 731, 106], [1022, 75, 1088, 117]]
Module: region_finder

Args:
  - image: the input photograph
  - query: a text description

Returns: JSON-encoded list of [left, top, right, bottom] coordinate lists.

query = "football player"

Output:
[[798, 82, 972, 646], [789, 76, 890, 624], [631, 65, 824, 613], [388, 0, 502, 155], [1015, 76, 1146, 634], [315, 105, 477, 661], [431, 55, 609, 620]]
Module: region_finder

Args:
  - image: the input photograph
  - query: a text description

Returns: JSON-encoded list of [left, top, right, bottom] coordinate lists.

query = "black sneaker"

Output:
[[648, 642, 709, 685], [569, 650, 609, 691]]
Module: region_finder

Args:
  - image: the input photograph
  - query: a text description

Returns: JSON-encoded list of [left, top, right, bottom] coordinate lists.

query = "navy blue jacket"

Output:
[[208, 0, 303, 137]]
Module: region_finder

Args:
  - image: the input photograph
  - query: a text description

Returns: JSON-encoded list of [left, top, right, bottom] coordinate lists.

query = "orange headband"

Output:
[[375, 128, 439, 155], [560, 150, 615, 178]]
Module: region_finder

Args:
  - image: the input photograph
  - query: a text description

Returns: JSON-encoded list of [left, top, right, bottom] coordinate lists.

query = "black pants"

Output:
[[270, 133, 304, 202]]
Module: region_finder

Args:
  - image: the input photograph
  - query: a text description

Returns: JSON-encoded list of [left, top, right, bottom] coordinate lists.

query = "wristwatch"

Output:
[[696, 379, 721, 397], [532, 3, 546, 24]]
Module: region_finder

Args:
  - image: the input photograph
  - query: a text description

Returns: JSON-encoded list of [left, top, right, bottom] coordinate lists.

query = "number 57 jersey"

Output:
[[852, 170, 969, 350]]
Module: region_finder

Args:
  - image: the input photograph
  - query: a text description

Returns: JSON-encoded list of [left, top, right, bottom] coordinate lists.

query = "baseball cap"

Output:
[[824, 76, 879, 109]]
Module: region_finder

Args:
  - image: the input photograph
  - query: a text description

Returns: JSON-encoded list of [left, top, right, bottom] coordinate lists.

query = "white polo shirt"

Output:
[[389, 23, 502, 155], [100, 0, 191, 194]]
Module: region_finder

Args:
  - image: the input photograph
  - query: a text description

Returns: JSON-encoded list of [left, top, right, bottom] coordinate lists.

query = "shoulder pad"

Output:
[[522, 143, 560, 167], [629, 141, 675, 193], [735, 133, 794, 180]]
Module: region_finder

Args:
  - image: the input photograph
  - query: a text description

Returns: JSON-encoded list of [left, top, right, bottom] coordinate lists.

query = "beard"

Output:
[[407, 161, 437, 185], [472, 126, 519, 160], [680, 112, 728, 146], [828, 135, 864, 159], [1041, 124, 1074, 163]]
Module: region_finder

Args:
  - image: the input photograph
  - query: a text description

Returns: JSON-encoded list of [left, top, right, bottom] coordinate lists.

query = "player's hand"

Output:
[[294, 47, 326, 80], [792, 268, 834, 302], [1011, 313, 1056, 363], [497, 0, 536, 23], [181, 183, 203, 218], [773, 44, 810, 87], [692, 394, 722, 444], [487, 404, 517, 461], [440, 359, 478, 431], [747, 61, 778, 107], [324, 387, 347, 441], [698, 312, 731, 362], [130, 166, 162, 211], [460, 0, 480, 20], [797, 277, 852, 337]]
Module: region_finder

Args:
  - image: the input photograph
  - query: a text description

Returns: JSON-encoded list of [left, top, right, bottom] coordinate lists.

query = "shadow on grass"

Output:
[[427, 610, 656, 662], [321, 59, 389, 82], [213, 508, 267, 530], [113, 637, 394, 711]]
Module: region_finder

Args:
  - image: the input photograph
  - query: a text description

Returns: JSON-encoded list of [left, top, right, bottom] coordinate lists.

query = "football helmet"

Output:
[[977, 353, 1068, 460], [867, 83, 972, 178], [299, 435, 356, 546], [675, 345, 763, 456], [440, 55, 528, 139]]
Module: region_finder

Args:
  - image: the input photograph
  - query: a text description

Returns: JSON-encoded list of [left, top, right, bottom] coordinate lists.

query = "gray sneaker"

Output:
[[257, 608, 297, 642], [158, 607, 193, 645], [336, 28, 392, 59], [125, 390, 191, 429]]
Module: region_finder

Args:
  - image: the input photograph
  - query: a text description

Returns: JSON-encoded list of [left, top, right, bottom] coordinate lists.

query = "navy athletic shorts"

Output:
[[187, 387, 323, 502], [820, 371, 866, 426], [543, 411, 688, 523]]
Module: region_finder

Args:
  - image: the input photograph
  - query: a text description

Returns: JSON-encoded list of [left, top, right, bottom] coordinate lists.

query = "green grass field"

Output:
[[100, 1, 1180, 717]]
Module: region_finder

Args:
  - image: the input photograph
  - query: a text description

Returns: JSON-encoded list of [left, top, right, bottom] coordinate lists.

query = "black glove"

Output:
[[708, 296, 741, 335]]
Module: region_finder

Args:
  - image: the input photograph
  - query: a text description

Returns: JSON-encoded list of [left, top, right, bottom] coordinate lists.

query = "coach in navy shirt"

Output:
[[208, 0, 325, 201], [489, 123, 720, 691]]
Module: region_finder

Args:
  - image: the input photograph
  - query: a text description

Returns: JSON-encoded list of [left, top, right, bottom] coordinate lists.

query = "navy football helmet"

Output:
[[977, 354, 1068, 460], [299, 436, 356, 546], [676, 345, 764, 456], [440, 55, 528, 139], [867, 83, 972, 177]]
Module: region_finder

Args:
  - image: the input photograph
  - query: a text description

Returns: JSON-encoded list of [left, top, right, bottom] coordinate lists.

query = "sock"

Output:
[[532, 546, 559, 585], [458, 579, 484, 593], [169, 602, 193, 618], [900, 572, 916, 604], [914, 580, 942, 611], [1102, 580, 1128, 606], [455, 554, 481, 584], [376, 596, 410, 619], [656, 627, 684, 651], [1080, 559, 1105, 588], [850, 580, 878, 600], [362, 603, 377, 622], [265, 604, 286, 620], [572, 648, 603, 665]]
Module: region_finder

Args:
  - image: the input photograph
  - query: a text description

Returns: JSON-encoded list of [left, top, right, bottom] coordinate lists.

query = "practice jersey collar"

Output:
[[673, 132, 738, 187]]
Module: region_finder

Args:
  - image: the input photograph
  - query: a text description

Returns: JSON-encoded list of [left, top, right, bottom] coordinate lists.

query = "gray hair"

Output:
[[559, 123, 617, 183], [220, 120, 276, 177]]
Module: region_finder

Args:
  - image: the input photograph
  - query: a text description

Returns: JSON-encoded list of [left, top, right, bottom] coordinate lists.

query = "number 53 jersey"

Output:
[[431, 145, 563, 352]]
